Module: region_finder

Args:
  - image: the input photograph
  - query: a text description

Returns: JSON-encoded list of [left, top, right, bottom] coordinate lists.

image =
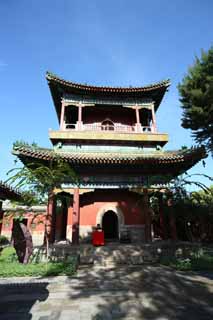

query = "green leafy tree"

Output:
[[178, 47, 213, 154], [191, 186, 213, 213], [171, 184, 213, 242], [5, 141, 78, 258], [149, 174, 213, 241], [7, 159, 77, 201]]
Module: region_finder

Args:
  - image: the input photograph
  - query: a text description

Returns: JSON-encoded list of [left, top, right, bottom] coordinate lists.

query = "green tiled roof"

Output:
[[13, 145, 206, 166]]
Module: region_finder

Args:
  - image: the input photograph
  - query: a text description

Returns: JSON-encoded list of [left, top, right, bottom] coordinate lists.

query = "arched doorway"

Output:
[[102, 210, 118, 240]]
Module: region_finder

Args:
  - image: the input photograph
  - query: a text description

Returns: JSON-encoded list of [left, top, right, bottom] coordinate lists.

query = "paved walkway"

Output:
[[0, 266, 213, 319]]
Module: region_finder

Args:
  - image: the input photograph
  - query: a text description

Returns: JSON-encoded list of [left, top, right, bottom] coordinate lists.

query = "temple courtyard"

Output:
[[0, 265, 213, 320]]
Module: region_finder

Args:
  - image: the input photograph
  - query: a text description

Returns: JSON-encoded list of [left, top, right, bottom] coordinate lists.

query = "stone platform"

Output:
[[32, 241, 202, 267]]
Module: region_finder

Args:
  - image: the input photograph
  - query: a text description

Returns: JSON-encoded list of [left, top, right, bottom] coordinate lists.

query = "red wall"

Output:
[[1, 212, 45, 233], [1, 190, 145, 236], [83, 106, 136, 126], [67, 190, 145, 226]]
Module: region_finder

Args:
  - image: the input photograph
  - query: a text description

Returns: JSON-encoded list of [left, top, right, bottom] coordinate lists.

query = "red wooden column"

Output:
[[45, 193, 56, 244], [151, 104, 157, 132], [135, 106, 140, 124], [77, 105, 83, 130], [143, 188, 152, 242], [167, 194, 177, 240], [158, 192, 166, 239], [60, 101, 66, 130], [67, 196, 73, 241], [135, 106, 141, 132], [0, 201, 3, 235], [72, 188, 80, 244]]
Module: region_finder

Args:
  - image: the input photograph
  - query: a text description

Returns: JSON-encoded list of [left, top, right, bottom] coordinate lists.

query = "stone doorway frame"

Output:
[[96, 204, 125, 239]]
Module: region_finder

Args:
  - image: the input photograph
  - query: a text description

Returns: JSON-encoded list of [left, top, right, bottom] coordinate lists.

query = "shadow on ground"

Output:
[[1, 242, 213, 320], [0, 282, 49, 320], [66, 265, 213, 319]]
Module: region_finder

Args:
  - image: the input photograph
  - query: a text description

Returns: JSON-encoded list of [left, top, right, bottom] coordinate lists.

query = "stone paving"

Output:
[[0, 266, 213, 319]]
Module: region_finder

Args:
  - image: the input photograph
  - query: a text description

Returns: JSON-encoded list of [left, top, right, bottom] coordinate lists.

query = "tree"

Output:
[[178, 47, 213, 155], [6, 141, 77, 259], [7, 159, 77, 201], [148, 173, 213, 241], [191, 185, 213, 211], [166, 176, 213, 242]]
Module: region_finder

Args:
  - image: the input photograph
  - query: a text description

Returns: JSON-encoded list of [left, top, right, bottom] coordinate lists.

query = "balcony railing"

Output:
[[64, 123, 155, 133]]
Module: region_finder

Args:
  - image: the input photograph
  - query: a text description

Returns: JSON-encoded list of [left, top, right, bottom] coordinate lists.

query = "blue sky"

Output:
[[0, 0, 212, 188]]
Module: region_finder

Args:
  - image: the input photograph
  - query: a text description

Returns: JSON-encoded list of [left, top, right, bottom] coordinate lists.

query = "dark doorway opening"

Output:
[[54, 194, 69, 242], [102, 210, 118, 239], [60, 198, 68, 240]]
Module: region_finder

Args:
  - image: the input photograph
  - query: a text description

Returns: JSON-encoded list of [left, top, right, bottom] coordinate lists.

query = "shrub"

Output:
[[160, 253, 213, 271], [191, 254, 213, 271], [0, 235, 9, 245]]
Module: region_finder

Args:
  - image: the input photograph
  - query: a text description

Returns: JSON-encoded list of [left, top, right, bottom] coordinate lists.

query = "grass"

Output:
[[160, 253, 213, 271], [0, 247, 77, 277]]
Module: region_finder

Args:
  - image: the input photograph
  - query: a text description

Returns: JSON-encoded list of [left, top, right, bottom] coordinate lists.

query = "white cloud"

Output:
[[0, 61, 8, 68]]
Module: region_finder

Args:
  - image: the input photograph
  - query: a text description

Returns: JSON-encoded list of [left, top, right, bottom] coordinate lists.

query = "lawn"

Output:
[[0, 247, 77, 277]]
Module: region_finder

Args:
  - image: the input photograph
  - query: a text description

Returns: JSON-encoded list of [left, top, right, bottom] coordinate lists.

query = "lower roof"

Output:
[[12, 145, 206, 177], [0, 181, 21, 201]]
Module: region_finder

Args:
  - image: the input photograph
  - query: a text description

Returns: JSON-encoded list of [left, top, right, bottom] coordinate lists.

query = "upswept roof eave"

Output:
[[46, 71, 171, 93], [46, 72, 171, 120], [12, 145, 206, 167]]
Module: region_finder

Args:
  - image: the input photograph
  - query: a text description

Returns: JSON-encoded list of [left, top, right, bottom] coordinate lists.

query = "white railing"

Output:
[[64, 123, 154, 133], [83, 123, 135, 132]]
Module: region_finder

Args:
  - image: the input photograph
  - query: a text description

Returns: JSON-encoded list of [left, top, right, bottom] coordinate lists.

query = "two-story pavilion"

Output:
[[13, 72, 206, 244]]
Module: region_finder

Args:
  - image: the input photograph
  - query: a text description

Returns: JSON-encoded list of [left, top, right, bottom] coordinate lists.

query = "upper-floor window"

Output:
[[101, 119, 114, 131]]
